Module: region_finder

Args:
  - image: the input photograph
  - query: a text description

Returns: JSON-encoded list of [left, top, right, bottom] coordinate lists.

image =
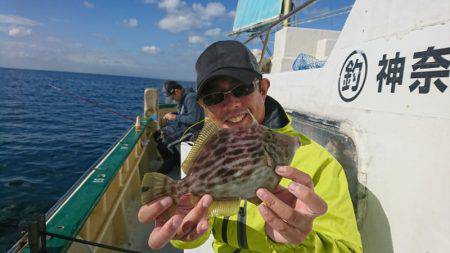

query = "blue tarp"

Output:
[[292, 53, 326, 70], [232, 0, 283, 34]]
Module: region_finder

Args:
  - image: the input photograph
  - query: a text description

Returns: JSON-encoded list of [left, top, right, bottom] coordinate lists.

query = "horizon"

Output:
[[0, 65, 195, 83], [0, 0, 354, 81]]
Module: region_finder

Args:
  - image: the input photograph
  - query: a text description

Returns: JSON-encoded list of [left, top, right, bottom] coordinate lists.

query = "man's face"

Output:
[[199, 77, 270, 129], [170, 88, 183, 102]]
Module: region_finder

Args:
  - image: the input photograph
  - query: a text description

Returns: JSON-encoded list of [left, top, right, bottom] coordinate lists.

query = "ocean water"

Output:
[[0, 67, 193, 251]]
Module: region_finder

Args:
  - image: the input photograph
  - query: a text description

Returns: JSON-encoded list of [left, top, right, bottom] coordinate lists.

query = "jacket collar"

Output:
[[262, 96, 290, 129]]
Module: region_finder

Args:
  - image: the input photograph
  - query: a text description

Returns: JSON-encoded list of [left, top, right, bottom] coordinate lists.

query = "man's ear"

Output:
[[260, 78, 270, 97]]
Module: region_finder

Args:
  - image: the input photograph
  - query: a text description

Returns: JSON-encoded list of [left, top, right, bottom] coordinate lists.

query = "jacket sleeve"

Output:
[[269, 147, 362, 253], [176, 94, 204, 126]]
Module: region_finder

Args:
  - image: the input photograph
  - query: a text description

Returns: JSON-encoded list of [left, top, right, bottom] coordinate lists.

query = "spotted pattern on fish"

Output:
[[174, 123, 299, 200]]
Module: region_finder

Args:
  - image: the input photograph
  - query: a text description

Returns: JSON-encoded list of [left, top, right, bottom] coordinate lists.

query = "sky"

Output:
[[0, 0, 354, 81]]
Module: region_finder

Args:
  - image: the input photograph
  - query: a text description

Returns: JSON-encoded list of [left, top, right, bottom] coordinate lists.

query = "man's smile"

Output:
[[228, 113, 246, 123], [222, 110, 253, 127]]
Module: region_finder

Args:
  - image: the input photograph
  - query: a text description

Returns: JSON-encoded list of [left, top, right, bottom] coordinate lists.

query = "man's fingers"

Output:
[[177, 195, 212, 238], [196, 217, 210, 235], [275, 166, 314, 189], [257, 188, 311, 229], [138, 197, 173, 224], [258, 204, 307, 244], [179, 217, 210, 242], [148, 215, 183, 249], [288, 182, 328, 216]]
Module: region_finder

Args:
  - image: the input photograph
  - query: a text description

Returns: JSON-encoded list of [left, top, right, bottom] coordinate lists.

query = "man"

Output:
[[155, 81, 204, 173], [139, 41, 362, 252]]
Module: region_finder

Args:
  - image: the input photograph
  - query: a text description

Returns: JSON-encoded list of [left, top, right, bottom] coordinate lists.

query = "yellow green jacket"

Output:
[[172, 97, 362, 252]]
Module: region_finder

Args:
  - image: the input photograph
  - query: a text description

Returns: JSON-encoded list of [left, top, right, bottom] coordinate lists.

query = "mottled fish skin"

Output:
[[174, 123, 299, 201]]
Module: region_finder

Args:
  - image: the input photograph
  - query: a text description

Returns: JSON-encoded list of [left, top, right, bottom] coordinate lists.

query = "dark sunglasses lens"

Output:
[[232, 85, 255, 97], [202, 93, 225, 106]]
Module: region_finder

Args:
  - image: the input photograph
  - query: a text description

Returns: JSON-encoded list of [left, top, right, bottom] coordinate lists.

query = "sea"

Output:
[[0, 67, 194, 251]]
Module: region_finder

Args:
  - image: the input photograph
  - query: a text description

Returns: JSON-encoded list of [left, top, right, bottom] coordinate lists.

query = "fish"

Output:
[[141, 114, 300, 216]]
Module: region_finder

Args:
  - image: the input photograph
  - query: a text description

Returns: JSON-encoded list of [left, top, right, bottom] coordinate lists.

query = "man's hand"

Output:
[[163, 112, 177, 121], [138, 194, 213, 249], [256, 166, 327, 244]]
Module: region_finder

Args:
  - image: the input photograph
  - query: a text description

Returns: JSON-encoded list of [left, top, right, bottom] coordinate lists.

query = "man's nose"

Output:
[[222, 92, 241, 107]]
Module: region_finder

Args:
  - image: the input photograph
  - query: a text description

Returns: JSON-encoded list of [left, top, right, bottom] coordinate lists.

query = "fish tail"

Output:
[[140, 172, 176, 205]]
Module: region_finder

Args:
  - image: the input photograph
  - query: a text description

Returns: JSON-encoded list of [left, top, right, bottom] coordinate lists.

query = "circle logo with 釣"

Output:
[[338, 50, 368, 102]]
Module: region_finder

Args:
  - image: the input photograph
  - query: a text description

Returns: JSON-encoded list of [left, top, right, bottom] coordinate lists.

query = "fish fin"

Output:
[[141, 172, 175, 205], [247, 196, 262, 205], [208, 199, 241, 217], [263, 146, 275, 168], [181, 117, 220, 174]]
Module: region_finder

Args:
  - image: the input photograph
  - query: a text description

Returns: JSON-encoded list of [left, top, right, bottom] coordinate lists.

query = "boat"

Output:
[[9, 0, 450, 252]]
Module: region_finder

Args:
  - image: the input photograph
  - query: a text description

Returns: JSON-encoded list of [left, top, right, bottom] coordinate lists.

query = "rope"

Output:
[[181, 118, 205, 140], [47, 83, 135, 123], [266, 5, 353, 37], [289, 8, 352, 26], [44, 231, 143, 253], [244, 0, 317, 44], [1, 221, 143, 252]]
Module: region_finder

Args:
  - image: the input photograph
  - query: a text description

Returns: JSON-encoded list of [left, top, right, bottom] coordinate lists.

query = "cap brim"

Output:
[[197, 68, 261, 97]]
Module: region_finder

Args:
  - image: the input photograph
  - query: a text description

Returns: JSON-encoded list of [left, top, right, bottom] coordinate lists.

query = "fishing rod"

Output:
[[47, 83, 136, 123]]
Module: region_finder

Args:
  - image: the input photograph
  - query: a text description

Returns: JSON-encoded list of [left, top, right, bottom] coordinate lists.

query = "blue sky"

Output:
[[0, 0, 354, 81]]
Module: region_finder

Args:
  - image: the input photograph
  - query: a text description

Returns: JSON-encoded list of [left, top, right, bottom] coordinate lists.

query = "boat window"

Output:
[[288, 111, 359, 211]]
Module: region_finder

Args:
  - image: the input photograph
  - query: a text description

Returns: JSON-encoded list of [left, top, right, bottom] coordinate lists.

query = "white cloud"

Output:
[[123, 18, 138, 28], [192, 2, 226, 20], [156, 1, 227, 33], [228, 10, 236, 18], [188, 35, 205, 44], [83, 1, 94, 9], [158, 0, 184, 12], [142, 45, 159, 54], [158, 14, 202, 32], [142, 0, 156, 3], [0, 14, 41, 26], [8, 27, 32, 37], [204, 28, 221, 37]]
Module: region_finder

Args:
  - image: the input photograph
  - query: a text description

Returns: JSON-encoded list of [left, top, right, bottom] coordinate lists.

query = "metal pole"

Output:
[[259, 30, 271, 71], [244, 0, 317, 44], [28, 215, 46, 253], [39, 216, 46, 252], [283, 0, 292, 27], [28, 221, 39, 253]]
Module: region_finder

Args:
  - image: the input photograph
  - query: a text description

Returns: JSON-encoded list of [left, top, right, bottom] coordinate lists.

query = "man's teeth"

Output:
[[228, 114, 245, 123]]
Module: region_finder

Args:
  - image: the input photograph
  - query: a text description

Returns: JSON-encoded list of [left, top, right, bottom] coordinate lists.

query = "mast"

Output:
[[283, 0, 292, 27]]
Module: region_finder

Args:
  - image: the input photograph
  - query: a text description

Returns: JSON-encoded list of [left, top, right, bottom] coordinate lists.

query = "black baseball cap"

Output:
[[163, 80, 182, 97], [195, 40, 262, 97]]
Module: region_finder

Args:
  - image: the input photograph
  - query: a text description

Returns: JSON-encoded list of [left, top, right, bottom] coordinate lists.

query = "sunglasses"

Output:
[[199, 83, 258, 106]]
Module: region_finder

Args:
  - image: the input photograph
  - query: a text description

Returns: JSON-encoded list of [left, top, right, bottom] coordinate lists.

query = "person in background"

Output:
[[140, 41, 362, 252], [154, 81, 204, 173]]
